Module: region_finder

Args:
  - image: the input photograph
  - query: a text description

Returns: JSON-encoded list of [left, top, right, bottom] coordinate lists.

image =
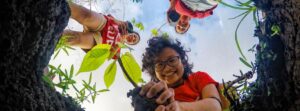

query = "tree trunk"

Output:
[[0, 0, 83, 110], [239, 0, 300, 110]]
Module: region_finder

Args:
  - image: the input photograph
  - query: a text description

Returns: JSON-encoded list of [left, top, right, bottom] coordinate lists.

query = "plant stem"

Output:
[[117, 58, 138, 88]]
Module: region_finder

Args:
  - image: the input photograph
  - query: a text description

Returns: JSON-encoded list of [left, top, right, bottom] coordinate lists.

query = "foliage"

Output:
[[49, 31, 144, 104], [222, 67, 256, 111], [271, 25, 280, 36], [151, 29, 159, 37], [219, 0, 257, 68], [50, 0, 145, 106], [43, 65, 109, 103], [54, 35, 75, 59], [218, 1, 263, 110], [150, 21, 168, 37], [131, 18, 145, 31], [104, 60, 117, 89], [77, 44, 111, 75], [120, 52, 142, 84]]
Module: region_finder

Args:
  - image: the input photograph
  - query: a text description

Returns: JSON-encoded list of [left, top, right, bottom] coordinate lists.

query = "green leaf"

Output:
[[62, 48, 69, 56], [77, 44, 111, 74], [131, 18, 136, 24], [229, 11, 248, 20], [65, 45, 76, 50], [120, 52, 142, 84], [48, 64, 57, 70], [64, 69, 69, 79], [53, 49, 61, 59], [88, 72, 92, 85], [72, 84, 80, 93], [68, 80, 76, 84], [117, 43, 134, 51], [162, 32, 169, 38], [70, 65, 74, 78], [219, 1, 251, 10], [248, 44, 256, 52], [42, 76, 55, 89], [271, 25, 280, 36], [55, 82, 66, 89], [235, 10, 251, 60], [57, 67, 67, 78], [98, 89, 109, 93], [79, 89, 86, 102], [239, 57, 252, 68], [135, 22, 144, 31], [238, 0, 253, 7], [151, 29, 158, 36], [92, 93, 97, 103], [82, 80, 93, 90], [104, 60, 117, 89], [253, 9, 259, 27], [92, 83, 97, 91]]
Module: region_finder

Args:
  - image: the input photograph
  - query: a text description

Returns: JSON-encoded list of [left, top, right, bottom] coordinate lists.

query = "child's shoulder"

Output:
[[189, 71, 210, 77]]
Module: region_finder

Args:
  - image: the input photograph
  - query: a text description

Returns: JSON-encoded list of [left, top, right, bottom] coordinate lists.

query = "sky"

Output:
[[50, 0, 259, 110]]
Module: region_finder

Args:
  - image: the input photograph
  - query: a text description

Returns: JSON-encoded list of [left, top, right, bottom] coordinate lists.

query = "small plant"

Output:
[[43, 64, 108, 103], [131, 18, 145, 31], [151, 22, 168, 37], [219, 0, 258, 68], [221, 64, 256, 111], [54, 35, 75, 59], [271, 25, 280, 36]]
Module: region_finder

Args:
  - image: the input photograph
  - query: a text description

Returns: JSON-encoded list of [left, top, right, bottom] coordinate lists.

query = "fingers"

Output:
[[156, 88, 174, 105], [139, 81, 168, 98], [155, 105, 166, 111], [146, 81, 168, 98], [165, 101, 180, 111], [139, 81, 156, 96]]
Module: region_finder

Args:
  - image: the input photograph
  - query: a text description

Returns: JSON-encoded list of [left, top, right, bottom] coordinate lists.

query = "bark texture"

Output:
[[0, 0, 83, 110], [238, 0, 300, 110]]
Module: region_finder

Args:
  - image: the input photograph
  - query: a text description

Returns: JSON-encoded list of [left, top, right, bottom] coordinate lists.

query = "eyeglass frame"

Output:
[[154, 56, 181, 71]]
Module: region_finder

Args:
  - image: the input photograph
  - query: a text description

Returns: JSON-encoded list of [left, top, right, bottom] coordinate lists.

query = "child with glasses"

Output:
[[140, 37, 222, 111]]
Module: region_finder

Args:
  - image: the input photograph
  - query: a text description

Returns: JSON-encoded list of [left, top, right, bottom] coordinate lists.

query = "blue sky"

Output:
[[50, 0, 258, 110]]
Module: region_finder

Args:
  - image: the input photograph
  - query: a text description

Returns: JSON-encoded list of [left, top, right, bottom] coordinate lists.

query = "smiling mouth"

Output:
[[164, 71, 177, 77]]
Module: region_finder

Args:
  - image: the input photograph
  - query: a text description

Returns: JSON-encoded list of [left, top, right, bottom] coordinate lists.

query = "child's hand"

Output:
[[155, 101, 181, 111], [139, 81, 175, 105]]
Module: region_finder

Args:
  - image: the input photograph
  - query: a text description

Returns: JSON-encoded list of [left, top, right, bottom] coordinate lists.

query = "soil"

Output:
[[127, 87, 158, 111]]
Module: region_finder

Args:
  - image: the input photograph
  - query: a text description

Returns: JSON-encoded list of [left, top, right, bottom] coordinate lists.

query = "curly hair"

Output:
[[142, 37, 193, 81]]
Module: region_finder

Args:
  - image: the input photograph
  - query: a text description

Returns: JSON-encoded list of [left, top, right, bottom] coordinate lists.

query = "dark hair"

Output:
[[168, 10, 180, 23], [126, 21, 134, 33], [142, 37, 193, 81]]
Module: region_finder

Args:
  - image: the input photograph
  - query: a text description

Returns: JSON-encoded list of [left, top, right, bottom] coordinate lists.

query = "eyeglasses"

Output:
[[155, 56, 180, 71]]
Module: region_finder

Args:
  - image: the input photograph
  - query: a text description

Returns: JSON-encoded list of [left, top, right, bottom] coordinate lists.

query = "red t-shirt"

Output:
[[99, 15, 121, 59], [174, 71, 218, 102], [174, 0, 217, 19]]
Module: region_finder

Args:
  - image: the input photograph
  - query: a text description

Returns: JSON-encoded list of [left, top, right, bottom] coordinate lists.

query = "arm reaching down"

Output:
[[68, 2, 107, 31], [63, 30, 100, 49], [178, 84, 222, 111], [155, 84, 222, 111]]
